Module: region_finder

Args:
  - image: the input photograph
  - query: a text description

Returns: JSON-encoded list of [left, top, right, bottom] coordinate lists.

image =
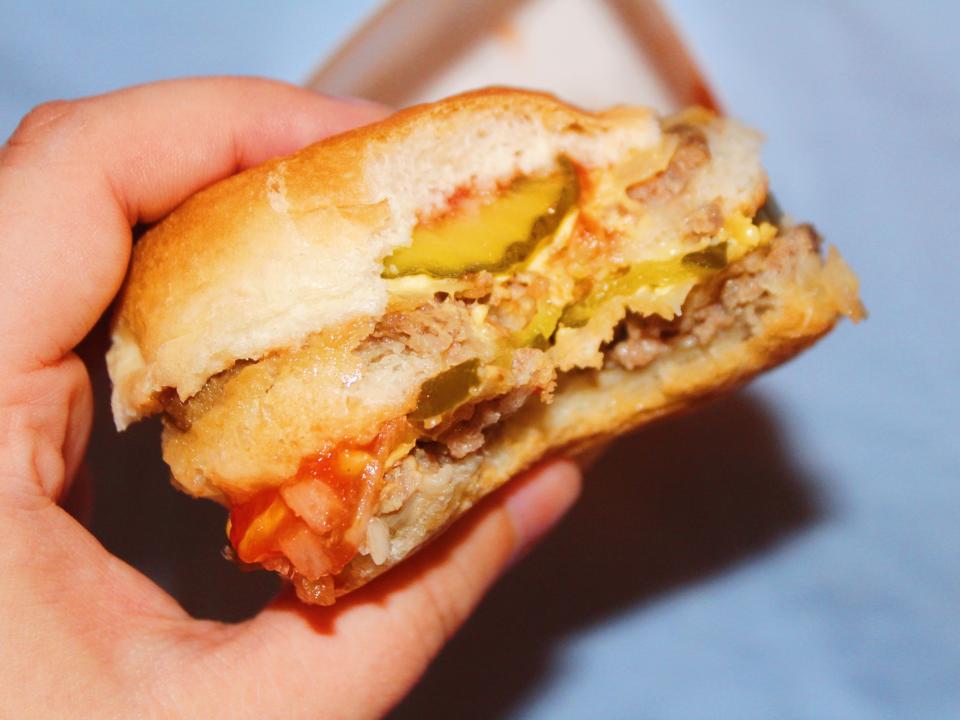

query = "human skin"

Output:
[[0, 77, 581, 718]]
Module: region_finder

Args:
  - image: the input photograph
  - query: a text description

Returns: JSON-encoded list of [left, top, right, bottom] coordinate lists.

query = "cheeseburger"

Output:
[[107, 89, 863, 604]]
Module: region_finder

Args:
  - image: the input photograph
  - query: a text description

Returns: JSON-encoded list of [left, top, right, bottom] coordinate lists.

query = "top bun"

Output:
[[107, 89, 664, 429]]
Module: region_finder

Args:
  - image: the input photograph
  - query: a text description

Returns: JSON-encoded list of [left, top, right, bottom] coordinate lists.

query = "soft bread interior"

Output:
[[106, 89, 862, 604]]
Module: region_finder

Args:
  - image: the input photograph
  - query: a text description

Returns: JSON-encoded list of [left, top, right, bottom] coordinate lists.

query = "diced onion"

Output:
[[366, 517, 390, 566]]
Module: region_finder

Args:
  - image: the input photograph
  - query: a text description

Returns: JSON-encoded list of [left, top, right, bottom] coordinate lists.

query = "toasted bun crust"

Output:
[[108, 89, 662, 428]]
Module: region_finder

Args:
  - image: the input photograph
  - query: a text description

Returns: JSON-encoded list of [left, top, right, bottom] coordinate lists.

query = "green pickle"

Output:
[[682, 241, 728, 270], [560, 245, 728, 329], [754, 194, 783, 226], [410, 359, 481, 423], [383, 162, 578, 278], [510, 301, 564, 349]]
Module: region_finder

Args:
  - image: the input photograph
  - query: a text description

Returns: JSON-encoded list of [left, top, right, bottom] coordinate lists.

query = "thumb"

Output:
[[191, 459, 582, 720]]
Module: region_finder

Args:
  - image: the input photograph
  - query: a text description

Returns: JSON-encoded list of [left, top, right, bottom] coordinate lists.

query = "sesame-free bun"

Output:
[[107, 89, 663, 429]]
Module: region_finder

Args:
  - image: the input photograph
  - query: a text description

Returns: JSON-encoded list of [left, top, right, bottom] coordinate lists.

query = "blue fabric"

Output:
[[0, 1, 379, 137], [3, 2, 958, 718]]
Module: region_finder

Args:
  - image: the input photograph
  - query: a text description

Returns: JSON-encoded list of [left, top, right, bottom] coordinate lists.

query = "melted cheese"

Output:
[[381, 137, 776, 362]]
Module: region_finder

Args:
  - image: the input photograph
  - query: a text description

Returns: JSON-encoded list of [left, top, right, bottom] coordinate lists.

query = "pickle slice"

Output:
[[754, 193, 783, 226], [410, 359, 481, 423], [383, 162, 579, 278], [682, 242, 728, 270], [510, 300, 564, 349], [559, 208, 778, 329], [560, 259, 712, 329]]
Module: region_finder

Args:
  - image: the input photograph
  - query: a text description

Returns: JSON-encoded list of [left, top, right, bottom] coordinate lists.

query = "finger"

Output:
[[198, 460, 582, 719], [0, 77, 385, 499], [0, 76, 388, 372], [0, 78, 387, 503], [0, 353, 92, 502]]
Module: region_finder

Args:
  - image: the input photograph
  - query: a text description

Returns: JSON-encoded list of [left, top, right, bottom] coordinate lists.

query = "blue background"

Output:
[[3, 2, 958, 718]]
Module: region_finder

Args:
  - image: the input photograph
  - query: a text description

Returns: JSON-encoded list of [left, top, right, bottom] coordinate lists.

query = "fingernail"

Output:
[[505, 459, 582, 565]]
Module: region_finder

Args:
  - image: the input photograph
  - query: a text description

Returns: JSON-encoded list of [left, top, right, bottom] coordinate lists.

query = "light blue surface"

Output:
[[0, 1, 380, 137], [664, 5, 960, 715], [4, 2, 958, 718], [497, 3, 960, 717], [497, 3, 960, 718]]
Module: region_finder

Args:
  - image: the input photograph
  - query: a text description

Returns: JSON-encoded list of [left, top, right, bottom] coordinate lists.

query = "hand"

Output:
[[0, 77, 582, 718]]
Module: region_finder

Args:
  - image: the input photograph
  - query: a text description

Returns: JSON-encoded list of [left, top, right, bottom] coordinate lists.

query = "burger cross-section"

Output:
[[107, 89, 862, 604]]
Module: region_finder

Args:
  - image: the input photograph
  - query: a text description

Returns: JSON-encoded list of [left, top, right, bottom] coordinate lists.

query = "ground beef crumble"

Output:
[[371, 300, 467, 356], [434, 387, 535, 459], [606, 224, 817, 371], [627, 124, 711, 205]]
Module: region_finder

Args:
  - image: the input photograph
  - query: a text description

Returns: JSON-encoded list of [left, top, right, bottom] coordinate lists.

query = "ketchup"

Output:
[[228, 442, 378, 576]]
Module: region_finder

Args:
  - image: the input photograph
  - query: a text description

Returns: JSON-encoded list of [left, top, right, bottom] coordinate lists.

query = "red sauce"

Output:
[[228, 491, 295, 564], [571, 160, 593, 197], [227, 420, 409, 582], [228, 443, 376, 576], [445, 184, 474, 211], [416, 183, 477, 225], [297, 449, 362, 519]]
